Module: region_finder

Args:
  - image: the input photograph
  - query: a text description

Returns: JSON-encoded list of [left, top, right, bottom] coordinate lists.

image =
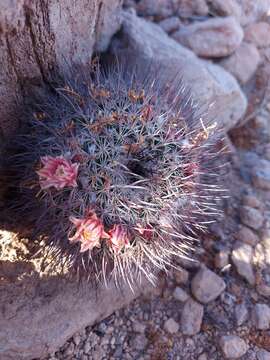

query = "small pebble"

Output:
[[174, 269, 189, 284], [235, 303, 248, 326], [73, 334, 81, 346], [240, 206, 264, 230], [215, 250, 229, 268], [173, 287, 189, 302], [63, 343, 75, 357], [257, 283, 270, 297], [158, 16, 181, 33], [181, 298, 204, 335], [253, 243, 266, 268], [236, 226, 259, 246], [242, 194, 262, 209], [132, 321, 146, 334], [164, 318, 180, 334], [198, 353, 208, 360], [257, 349, 270, 360], [220, 335, 248, 359], [231, 242, 255, 285], [84, 341, 91, 354], [191, 266, 226, 303], [129, 334, 148, 351], [252, 303, 270, 330]]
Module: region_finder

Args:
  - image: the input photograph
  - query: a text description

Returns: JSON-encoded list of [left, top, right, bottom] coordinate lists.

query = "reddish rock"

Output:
[[136, 0, 175, 18], [172, 17, 243, 58], [220, 42, 260, 84], [245, 22, 270, 48], [178, 0, 209, 17], [236, 226, 259, 246], [235, 0, 270, 26], [208, 0, 241, 20]]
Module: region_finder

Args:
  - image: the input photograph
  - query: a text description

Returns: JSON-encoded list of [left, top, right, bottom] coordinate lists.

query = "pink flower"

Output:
[[69, 212, 109, 252], [183, 162, 198, 177], [108, 224, 130, 253], [37, 156, 79, 190], [135, 224, 153, 241]]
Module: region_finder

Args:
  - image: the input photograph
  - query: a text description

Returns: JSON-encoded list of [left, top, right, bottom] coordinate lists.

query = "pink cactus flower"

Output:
[[108, 224, 130, 253], [184, 162, 198, 177], [69, 212, 109, 252], [135, 224, 153, 241], [37, 156, 79, 190]]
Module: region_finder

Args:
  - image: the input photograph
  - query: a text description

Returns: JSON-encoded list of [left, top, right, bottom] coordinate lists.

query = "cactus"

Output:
[[9, 59, 224, 287]]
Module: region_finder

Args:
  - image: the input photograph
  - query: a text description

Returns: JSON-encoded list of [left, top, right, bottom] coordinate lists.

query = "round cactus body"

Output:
[[9, 59, 224, 287]]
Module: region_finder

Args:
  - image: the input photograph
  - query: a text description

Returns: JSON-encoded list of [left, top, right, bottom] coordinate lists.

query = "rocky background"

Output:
[[1, 0, 270, 359]]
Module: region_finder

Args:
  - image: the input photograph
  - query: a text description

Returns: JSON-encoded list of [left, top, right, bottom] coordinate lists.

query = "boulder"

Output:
[[207, 0, 242, 20], [172, 17, 243, 58], [111, 11, 247, 131], [0, 259, 149, 359], [245, 22, 270, 48], [235, 0, 270, 26], [220, 42, 260, 84], [0, 0, 123, 138]]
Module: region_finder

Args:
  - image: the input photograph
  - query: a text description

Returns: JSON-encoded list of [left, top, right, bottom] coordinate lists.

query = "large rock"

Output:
[[207, 0, 242, 20], [244, 22, 270, 48], [0, 0, 123, 138], [0, 263, 149, 360], [220, 42, 260, 84], [172, 17, 243, 58], [112, 12, 247, 131], [235, 0, 270, 26]]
